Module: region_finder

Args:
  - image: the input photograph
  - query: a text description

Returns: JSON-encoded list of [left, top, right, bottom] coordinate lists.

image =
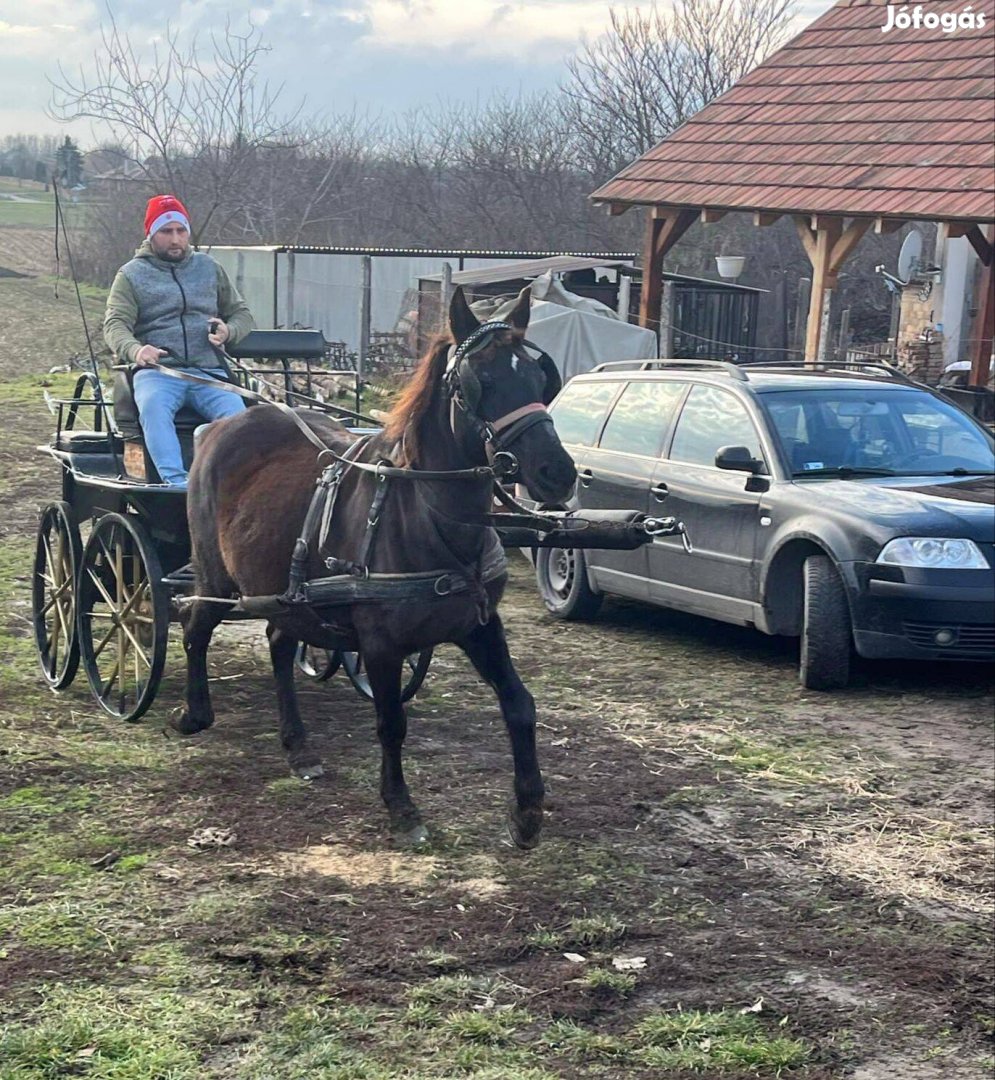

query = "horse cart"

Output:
[[32, 325, 680, 732], [32, 288, 694, 848], [31, 330, 434, 723]]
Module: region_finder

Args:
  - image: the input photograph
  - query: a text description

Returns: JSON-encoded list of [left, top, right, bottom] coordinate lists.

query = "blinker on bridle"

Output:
[[444, 321, 556, 471]]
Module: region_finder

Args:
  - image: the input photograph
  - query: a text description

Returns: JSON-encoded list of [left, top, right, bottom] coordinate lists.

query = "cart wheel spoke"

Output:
[[78, 512, 168, 722], [32, 502, 81, 691]]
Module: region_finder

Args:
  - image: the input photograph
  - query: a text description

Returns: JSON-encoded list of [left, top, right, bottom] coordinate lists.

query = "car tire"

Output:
[[535, 546, 603, 621], [799, 554, 852, 691]]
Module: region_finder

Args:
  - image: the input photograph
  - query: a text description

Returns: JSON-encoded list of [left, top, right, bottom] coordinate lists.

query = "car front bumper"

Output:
[[847, 563, 995, 660]]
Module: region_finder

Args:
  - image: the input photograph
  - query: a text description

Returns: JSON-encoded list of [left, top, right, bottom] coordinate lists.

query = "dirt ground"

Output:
[[0, 241, 992, 1079]]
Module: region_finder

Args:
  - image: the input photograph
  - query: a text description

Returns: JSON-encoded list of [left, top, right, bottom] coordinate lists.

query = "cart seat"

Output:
[[229, 329, 326, 360], [113, 368, 204, 482], [53, 429, 121, 454], [112, 368, 204, 439]]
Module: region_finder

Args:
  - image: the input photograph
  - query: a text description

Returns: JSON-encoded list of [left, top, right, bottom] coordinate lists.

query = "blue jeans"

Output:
[[132, 367, 245, 486]]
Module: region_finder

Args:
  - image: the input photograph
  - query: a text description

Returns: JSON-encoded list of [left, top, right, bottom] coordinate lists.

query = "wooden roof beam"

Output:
[[874, 217, 906, 235], [754, 212, 781, 226], [701, 208, 727, 223], [949, 222, 993, 266], [793, 215, 817, 262], [829, 218, 873, 276], [606, 202, 632, 217]]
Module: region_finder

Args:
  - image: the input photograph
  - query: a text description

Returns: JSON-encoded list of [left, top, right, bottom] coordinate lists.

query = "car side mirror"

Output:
[[715, 445, 764, 474]]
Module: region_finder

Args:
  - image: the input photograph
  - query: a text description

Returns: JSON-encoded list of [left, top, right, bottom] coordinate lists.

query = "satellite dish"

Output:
[[897, 230, 923, 284]]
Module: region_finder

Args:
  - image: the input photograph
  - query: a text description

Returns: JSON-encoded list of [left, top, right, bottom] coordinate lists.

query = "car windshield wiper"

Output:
[[792, 466, 897, 478]]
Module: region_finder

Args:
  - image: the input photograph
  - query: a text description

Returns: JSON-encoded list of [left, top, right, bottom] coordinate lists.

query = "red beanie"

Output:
[[144, 194, 190, 237]]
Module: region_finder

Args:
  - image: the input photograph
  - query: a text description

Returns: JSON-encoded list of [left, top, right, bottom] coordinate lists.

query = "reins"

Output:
[[140, 325, 549, 490]]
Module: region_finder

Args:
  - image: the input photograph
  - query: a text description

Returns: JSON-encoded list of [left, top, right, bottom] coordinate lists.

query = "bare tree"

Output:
[[380, 97, 608, 251], [561, 0, 794, 176], [49, 16, 304, 243]]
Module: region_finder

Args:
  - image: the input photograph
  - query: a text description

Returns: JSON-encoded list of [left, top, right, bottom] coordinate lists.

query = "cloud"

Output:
[[351, 0, 657, 56], [0, 0, 839, 139]]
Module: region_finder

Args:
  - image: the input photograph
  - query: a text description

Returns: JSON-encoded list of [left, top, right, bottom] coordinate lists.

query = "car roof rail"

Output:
[[737, 359, 916, 385], [590, 358, 747, 381]]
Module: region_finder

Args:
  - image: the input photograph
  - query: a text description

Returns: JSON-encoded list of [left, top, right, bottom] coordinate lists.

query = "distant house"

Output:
[[84, 147, 146, 185]]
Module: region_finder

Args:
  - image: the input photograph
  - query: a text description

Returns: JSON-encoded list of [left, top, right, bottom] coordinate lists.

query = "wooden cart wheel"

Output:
[[77, 512, 169, 722], [32, 501, 82, 690], [340, 648, 433, 703], [294, 642, 341, 682]]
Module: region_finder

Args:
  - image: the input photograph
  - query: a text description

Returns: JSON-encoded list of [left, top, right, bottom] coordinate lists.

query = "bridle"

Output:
[[443, 320, 560, 470]]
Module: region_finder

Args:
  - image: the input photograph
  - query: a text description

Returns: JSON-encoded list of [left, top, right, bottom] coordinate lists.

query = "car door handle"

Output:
[[578, 468, 594, 487], [650, 482, 669, 502]]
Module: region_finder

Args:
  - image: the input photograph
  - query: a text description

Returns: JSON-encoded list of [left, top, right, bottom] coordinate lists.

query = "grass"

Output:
[[631, 1010, 809, 1072], [527, 913, 627, 951], [575, 967, 638, 995], [0, 981, 249, 1080], [0, 188, 55, 229]]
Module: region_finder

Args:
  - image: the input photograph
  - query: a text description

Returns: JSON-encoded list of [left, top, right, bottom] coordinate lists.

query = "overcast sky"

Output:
[[0, 0, 836, 143]]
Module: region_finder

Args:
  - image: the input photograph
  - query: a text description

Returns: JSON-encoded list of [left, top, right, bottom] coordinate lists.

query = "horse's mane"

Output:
[[382, 335, 451, 466]]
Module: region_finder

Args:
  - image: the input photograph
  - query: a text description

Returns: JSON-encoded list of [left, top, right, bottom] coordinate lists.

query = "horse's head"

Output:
[[445, 286, 576, 503]]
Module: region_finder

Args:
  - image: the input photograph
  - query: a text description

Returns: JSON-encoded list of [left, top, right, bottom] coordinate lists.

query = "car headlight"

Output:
[[876, 537, 989, 569]]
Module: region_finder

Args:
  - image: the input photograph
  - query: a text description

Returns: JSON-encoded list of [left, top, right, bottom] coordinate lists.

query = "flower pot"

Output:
[[715, 256, 745, 280]]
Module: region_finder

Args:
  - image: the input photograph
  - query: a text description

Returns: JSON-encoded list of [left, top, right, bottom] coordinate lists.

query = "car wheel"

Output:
[[535, 546, 603, 621], [799, 554, 852, 691]]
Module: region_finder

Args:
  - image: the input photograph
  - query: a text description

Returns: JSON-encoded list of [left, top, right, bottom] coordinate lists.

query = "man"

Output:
[[103, 194, 254, 487]]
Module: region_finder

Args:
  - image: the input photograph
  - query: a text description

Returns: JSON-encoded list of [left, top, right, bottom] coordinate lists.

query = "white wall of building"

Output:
[[938, 235, 972, 366]]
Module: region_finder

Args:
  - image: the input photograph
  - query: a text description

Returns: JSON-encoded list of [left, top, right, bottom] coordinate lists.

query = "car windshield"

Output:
[[762, 387, 995, 477]]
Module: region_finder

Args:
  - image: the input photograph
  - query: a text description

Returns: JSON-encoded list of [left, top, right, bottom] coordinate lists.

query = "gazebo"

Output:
[[591, 0, 995, 380]]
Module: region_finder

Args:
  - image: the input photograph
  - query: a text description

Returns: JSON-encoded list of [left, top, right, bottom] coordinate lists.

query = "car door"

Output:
[[540, 376, 623, 499], [647, 382, 768, 624], [582, 379, 689, 600]]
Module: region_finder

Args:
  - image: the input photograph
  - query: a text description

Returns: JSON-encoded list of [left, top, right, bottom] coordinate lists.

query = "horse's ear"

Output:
[[449, 286, 480, 344], [508, 285, 531, 331]]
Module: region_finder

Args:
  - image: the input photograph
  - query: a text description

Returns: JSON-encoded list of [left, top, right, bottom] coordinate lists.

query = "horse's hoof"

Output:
[[292, 762, 324, 781], [393, 822, 430, 848], [508, 806, 543, 850], [167, 707, 211, 736]]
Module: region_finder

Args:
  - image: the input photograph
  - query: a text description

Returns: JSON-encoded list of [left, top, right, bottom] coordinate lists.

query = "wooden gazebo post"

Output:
[[637, 206, 699, 338], [794, 216, 872, 364], [961, 223, 994, 385]]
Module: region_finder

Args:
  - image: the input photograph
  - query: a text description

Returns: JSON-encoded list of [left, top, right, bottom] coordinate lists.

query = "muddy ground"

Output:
[[0, 237, 992, 1079]]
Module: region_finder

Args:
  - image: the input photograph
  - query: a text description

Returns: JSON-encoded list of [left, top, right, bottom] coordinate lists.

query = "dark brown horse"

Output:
[[176, 287, 576, 846]]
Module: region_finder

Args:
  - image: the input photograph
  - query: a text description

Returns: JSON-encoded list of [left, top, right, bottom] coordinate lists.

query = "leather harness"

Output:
[[155, 327, 686, 627]]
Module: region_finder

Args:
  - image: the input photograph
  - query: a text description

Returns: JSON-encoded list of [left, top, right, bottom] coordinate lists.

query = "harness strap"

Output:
[[137, 362, 337, 454], [491, 401, 548, 434], [357, 467, 392, 567], [317, 436, 371, 556], [320, 447, 497, 482]]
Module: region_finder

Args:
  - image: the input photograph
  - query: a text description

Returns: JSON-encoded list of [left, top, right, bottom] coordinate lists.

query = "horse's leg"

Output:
[[170, 599, 225, 734], [458, 614, 544, 849], [364, 647, 427, 846], [267, 623, 323, 780]]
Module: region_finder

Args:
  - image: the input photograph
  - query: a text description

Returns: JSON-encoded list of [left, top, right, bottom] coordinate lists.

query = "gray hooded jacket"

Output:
[[103, 240, 253, 367]]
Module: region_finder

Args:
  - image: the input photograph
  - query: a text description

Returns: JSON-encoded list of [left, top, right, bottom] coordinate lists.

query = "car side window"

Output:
[[549, 380, 620, 447], [598, 381, 687, 457], [669, 384, 764, 467]]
